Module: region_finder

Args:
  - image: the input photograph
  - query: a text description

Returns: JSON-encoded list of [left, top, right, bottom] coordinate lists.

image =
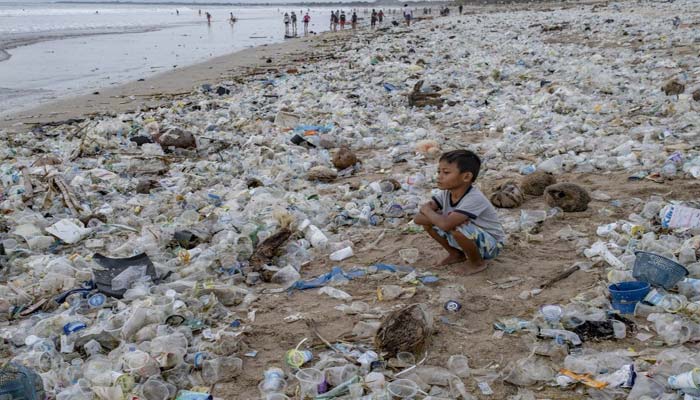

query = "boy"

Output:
[[413, 150, 505, 275]]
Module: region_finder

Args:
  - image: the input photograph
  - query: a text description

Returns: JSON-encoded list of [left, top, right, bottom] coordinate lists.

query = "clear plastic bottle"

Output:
[[260, 367, 286, 394]]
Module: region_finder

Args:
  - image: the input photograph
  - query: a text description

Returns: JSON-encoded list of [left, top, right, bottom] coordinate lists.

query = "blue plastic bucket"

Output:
[[633, 251, 688, 290], [609, 281, 651, 314]]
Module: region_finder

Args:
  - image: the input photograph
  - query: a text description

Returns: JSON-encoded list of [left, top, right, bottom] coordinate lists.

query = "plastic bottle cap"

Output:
[[444, 300, 462, 312], [88, 293, 106, 307]]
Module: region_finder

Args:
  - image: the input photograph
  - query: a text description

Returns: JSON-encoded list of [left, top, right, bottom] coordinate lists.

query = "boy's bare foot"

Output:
[[436, 252, 466, 267], [457, 261, 488, 275]]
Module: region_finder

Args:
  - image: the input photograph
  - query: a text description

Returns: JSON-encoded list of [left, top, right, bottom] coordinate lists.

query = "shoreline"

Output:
[[0, 30, 339, 131], [0, 0, 606, 133]]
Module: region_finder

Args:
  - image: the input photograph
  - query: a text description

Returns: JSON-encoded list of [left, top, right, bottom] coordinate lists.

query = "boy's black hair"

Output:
[[439, 149, 481, 182]]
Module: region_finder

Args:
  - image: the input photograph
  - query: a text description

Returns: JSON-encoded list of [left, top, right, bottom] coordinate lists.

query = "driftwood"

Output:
[[539, 265, 580, 289], [407, 80, 444, 108]]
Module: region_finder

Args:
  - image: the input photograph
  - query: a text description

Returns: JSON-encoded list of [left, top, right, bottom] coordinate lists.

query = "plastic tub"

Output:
[[633, 251, 688, 289], [609, 281, 651, 314]]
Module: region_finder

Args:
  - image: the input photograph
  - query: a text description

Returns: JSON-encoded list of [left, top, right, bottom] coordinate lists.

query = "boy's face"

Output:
[[437, 160, 472, 190]]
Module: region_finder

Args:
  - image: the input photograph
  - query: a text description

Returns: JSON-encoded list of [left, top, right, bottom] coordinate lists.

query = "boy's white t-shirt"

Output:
[[432, 186, 506, 244]]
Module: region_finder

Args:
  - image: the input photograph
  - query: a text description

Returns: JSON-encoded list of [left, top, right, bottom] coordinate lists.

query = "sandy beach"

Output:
[[1, 0, 700, 399]]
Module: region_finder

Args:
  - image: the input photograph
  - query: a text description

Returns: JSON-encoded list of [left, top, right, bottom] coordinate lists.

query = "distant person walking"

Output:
[[303, 12, 310, 35], [351, 11, 357, 30], [459, 4, 463, 14], [291, 11, 298, 35], [378, 9, 384, 24], [339, 11, 346, 30], [176, 9, 179, 15], [371, 9, 377, 28], [403, 4, 412, 26], [198, 9, 201, 16], [284, 12, 290, 36], [229, 12, 236, 23], [206, 12, 211, 24]]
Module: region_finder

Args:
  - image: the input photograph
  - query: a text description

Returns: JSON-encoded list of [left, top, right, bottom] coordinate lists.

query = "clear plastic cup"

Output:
[[386, 379, 418, 399], [141, 377, 170, 400], [447, 355, 470, 378], [295, 368, 325, 398], [396, 352, 416, 366], [398, 248, 420, 264]]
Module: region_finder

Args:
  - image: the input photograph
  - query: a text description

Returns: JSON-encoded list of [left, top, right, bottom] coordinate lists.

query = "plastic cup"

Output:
[[396, 352, 416, 366], [387, 379, 418, 399], [258, 379, 288, 397], [124, 351, 160, 379], [324, 364, 358, 386], [103, 314, 127, 339], [295, 368, 325, 398], [447, 355, 470, 378], [153, 296, 174, 315], [141, 377, 170, 400], [398, 248, 420, 264]]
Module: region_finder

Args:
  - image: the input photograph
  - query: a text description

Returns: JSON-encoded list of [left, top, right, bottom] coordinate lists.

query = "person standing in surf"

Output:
[[283, 12, 290, 36], [303, 12, 310, 35]]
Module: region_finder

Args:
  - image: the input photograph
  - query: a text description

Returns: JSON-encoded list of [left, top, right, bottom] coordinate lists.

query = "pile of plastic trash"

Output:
[[1, 0, 700, 398]]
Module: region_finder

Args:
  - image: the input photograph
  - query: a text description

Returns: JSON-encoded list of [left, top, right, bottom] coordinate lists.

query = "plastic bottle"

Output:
[[644, 288, 686, 313], [520, 210, 547, 232], [260, 367, 286, 393], [302, 222, 328, 249], [539, 329, 582, 346], [668, 368, 700, 390], [319, 286, 352, 301], [329, 246, 354, 261]]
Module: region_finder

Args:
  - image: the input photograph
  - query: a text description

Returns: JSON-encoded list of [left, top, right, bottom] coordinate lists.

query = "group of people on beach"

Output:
[[283, 11, 311, 37], [196, 9, 237, 25]]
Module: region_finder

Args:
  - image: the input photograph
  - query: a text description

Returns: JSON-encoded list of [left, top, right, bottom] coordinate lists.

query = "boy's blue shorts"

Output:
[[434, 223, 503, 260]]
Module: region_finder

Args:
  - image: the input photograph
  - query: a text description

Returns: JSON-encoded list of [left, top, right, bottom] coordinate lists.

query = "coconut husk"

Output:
[[544, 182, 591, 212], [332, 147, 359, 170], [490, 181, 524, 209], [155, 127, 197, 150], [521, 171, 556, 196], [375, 303, 433, 357], [662, 79, 685, 96], [252, 229, 292, 282], [307, 166, 338, 182], [693, 89, 700, 102], [408, 80, 444, 108], [32, 155, 63, 167]]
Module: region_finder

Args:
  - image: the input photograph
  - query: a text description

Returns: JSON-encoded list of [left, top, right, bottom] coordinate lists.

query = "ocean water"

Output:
[[0, 2, 370, 116]]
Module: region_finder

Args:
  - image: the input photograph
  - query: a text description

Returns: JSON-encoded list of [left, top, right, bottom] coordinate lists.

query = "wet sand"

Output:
[[0, 32, 329, 132]]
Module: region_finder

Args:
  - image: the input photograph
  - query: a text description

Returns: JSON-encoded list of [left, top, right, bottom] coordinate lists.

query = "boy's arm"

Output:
[[413, 199, 438, 225], [419, 204, 469, 231]]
